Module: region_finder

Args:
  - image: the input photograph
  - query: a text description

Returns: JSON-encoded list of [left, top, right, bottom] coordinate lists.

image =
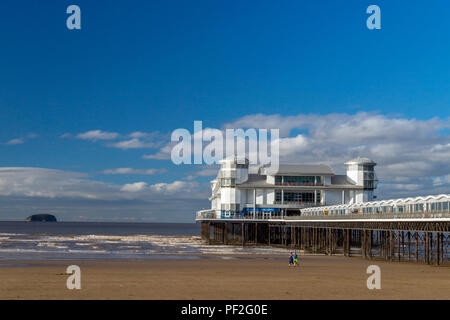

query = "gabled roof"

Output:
[[259, 164, 334, 176], [236, 174, 271, 188], [330, 175, 355, 185]]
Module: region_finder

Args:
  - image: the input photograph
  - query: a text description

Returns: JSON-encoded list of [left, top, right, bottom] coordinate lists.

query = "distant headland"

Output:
[[25, 214, 57, 222]]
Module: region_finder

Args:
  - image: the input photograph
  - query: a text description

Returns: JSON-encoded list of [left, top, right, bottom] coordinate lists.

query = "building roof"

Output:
[[259, 164, 335, 176], [237, 174, 271, 188], [330, 175, 355, 185], [345, 157, 376, 166]]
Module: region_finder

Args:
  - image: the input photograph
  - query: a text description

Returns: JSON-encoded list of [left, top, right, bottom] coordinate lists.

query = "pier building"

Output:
[[201, 156, 378, 220]]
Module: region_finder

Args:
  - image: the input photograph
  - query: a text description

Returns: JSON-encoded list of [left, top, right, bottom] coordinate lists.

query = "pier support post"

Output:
[[428, 232, 432, 264], [344, 229, 351, 257], [389, 231, 394, 261], [407, 232, 411, 261], [417, 232, 421, 262], [348, 229, 352, 257], [344, 229, 347, 257], [402, 231, 405, 260], [223, 223, 228, 245], [361, 230, 365, 259], [435, 232, 440, 266]]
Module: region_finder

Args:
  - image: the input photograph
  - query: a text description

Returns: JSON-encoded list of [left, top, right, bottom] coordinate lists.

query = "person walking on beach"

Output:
[[289, 252, 294, 266], [293, 252, 299, 266]]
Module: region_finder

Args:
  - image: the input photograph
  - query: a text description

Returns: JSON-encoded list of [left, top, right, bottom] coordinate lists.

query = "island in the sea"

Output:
[[25, 214, 57, 222]]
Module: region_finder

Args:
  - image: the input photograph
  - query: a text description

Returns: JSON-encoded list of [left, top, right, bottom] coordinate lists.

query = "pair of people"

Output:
[[289, 252, 299, 266]]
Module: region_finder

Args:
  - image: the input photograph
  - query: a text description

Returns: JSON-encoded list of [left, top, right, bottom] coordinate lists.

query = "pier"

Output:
[[198, 195, 450, 266]]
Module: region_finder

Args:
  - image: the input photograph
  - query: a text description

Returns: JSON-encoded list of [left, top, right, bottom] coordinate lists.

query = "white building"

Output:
[[202, 157, 378, 219]]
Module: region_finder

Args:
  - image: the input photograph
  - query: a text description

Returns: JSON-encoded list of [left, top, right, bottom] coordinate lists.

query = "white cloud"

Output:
[[5, 133, 38, 145], [69, 130, 166, 150], [0, 167, 210, 221], [0, 167, 207, 200], [6, 138, 24, 145], [184, 167, 220, 181], [27, 133, 38, 139], [76, 130, 119, 141], [121, 182, 148, 192], [0, 167, 94, 199], [223, 112, 450, 199], [129, 131, 149, 138], [433, 174, 450, 186], [278, 135, 309, 156], [102, 168, 164, 175], [192, 168, 219, 177], [149, 180, 197, 193], [108, 138, 157, 150], [147, 112, 450, 199], [143, 143, 175, 160]]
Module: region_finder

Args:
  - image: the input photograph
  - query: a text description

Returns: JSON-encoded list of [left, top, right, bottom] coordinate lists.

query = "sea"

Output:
[[0, 221, 288, 261]]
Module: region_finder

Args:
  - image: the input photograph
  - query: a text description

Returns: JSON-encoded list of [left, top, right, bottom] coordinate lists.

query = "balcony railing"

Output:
[[196, 210, 450, 221], [274, 201, 319, 206], [284, 211, 450, 220], [196, 210, 218, 220], [196, 195, 450, 221]]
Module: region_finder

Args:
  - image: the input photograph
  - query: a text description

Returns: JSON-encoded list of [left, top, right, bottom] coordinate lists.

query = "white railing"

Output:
[[196, 194, 450, 221], [301, 194, 450, 217], [196, 209, 218, 220]]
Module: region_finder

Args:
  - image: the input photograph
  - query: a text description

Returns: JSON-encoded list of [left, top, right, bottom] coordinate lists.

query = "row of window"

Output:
[[220, 212, 283, 219], [275, 191, 321, 203], [361, 202, 450, 214], [221, 203, 240, 211], [305, 201, 450, 216], [275, 176, 323, 186]]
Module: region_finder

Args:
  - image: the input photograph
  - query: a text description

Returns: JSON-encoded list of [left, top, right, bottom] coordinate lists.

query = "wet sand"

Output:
[[0, 255, 449, 300]]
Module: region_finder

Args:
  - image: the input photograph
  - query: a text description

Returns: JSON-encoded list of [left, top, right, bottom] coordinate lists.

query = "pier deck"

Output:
[[198, 215, 450, 266]]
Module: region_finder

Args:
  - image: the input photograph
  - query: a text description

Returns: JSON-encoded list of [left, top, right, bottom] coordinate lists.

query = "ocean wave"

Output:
[[0, 232, 291, 260], [0, 248, 108, 254], [198, 246, 290, 255], [36, 242, 69, 249]]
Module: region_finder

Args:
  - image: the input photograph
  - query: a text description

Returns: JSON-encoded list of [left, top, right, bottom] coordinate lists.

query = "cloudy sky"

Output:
[[0, 1, 449, 222]]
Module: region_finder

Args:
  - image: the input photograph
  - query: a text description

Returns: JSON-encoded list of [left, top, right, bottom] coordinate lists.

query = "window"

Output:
[[221, 204, 240, 212], [275, 176, 282, 185], [275, 191, 282, 202], [221, 178, 236, 187], [275, 176, 322, 186], [275, 191, 321, 204]]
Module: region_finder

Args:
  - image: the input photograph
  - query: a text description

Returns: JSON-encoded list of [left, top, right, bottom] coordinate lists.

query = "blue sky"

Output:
[[0, 1, 449, 222]]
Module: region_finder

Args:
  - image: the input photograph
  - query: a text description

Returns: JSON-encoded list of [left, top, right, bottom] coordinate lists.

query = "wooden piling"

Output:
[[199, 219, 448, 266]]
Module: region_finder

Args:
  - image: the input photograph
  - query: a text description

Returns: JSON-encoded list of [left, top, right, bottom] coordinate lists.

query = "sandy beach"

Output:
[[0, 255, 449, 300]]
